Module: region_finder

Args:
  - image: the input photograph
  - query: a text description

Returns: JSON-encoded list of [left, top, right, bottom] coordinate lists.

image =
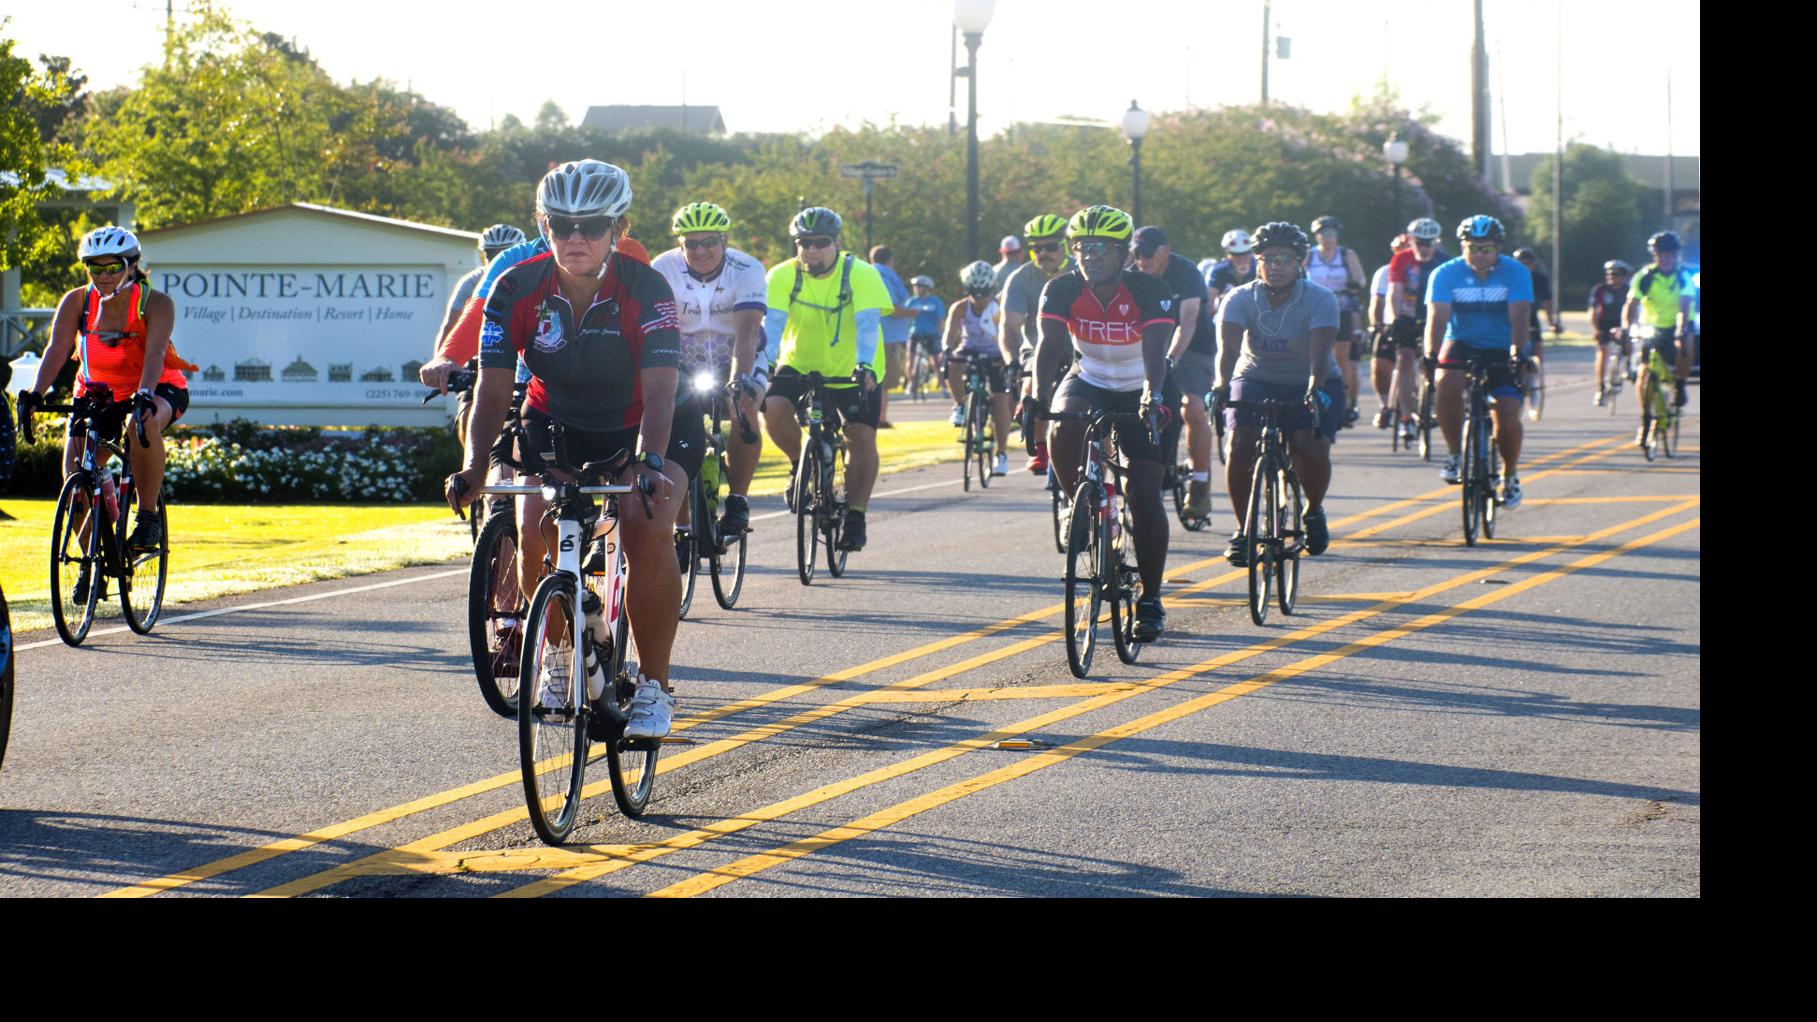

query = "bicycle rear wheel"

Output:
[[600, 596, 657, 817], [1050, 475, 1066, 554], [1526, 363, 1546, 422], [710, 471, 748, 609], [1639, 376, 1660, 462], [119, 488, 169, 635], [1277, 470, 1302, 615], [0, 587, 12, 777], [795, 448, 819, 585], [468, 510, 524, 718], [49, 474, 102, 647], [1483, 435, 1501, 540], [675, 476, 701, 619], [1063, 485, 1101, 678], [1418, 381, 1436, 461], [519, 573, 589, 846], [1246, 464, 1274, 626], [1110, 503, 1142, 665], [1460, 410, 1482, 546], [1661, 403, 1678, 459]]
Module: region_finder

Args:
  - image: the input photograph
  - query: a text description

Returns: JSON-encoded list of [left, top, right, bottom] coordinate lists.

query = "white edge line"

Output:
[[749, 476, 967, 524]]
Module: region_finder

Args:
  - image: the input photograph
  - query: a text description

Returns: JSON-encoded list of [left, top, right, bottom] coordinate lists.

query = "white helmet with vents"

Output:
[[536, 160, 633, 219]]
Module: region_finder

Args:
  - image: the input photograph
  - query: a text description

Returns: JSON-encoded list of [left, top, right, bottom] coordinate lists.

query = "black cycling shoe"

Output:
[[1134, 594, 1165, 641], [127, 511, 163, 552], [784, 468, 797, 512], [1675, 380, 1688, 407], [838, 510, 867, 551], [1224, 532, 1248, 567], [1304, 507, 1329, 556], [718, 494, 750, 536]]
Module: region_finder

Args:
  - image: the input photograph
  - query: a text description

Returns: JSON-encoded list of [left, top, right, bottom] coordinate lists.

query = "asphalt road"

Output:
[[0, 344, 1700, 898]]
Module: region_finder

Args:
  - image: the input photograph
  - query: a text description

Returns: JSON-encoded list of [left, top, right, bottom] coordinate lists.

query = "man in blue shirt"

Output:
[[1424, 215, 1534, 508], [903, 275, 945, 399], [870, 246, 915, 427]]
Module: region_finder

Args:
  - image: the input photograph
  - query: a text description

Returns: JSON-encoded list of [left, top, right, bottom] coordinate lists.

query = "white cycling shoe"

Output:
[[1439, 455, 1461, 484], [537, 647, 574, 711], [949, 404, 966, 427], [624, 676, 676, 739], [993, 453, 1009, 476]]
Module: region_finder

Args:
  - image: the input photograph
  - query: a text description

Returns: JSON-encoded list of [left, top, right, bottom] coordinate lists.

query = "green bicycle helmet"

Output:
[[1065, 205, 1134, 242], [1023, 213, 1067, 241], [672, 201, 732, 235]]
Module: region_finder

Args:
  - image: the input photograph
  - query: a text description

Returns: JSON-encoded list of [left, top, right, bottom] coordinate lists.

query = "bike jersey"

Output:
[[957, 296, 1000, 354], [1630, 262, 1693, 329], [1590, 281, 1629, 331], [1038, 268, 1175, 392], [439, 264, 484, 341], [1389, 246, 1448, 318], [1206, 258, 1256, 303], [479, 251, 681, 432], [1000, 258, 1070, 356], [1371, 264, 1391, 298], [1425, 255, 1534, 350], [1214, 278, 1342, 387], [75, 280, 193, 397], [1305, 247, 1361, 311], [764, 252, 892, 378], [648, 246, 769, 377]]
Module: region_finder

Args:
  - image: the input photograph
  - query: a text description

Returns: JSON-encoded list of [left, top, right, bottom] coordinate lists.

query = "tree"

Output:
[[0, 32, 85, 273], [1529, 144, 1647, 303]]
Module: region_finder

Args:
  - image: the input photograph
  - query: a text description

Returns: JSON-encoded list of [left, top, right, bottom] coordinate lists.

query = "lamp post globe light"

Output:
[[1122, 99, 1150, 227], [954, 0, 995, 259], [1384, 133, 1410, 231]]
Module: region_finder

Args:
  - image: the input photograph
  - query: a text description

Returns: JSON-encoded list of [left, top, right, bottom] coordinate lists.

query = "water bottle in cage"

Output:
[[581, 588, 609, 700], [100, 469, 120, 523]]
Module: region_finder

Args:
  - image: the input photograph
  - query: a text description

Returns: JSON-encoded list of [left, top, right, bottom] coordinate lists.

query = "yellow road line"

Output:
[[649, 512, 1702, 898], [107, 432, 1634, 898], [851, 683, 1142, 703]]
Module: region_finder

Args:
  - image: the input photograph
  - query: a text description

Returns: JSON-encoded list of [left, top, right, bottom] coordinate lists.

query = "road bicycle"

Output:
[[676, 372, 754, 617], [1166, 441, 1211, 533], [953, 350, 1001, 492], [790, 371, 853, 586], [1, 583, 12, 778], [1637, 346, 1681, 462], [481, 441, 658, 845], [25, 386, 169, 647], [1047, 408, 1156, 677], [1227, 399, 1306, 626], [907, 341, 939, 402], [1455, 359, 1509, 548], [433, 369, 530, 719]]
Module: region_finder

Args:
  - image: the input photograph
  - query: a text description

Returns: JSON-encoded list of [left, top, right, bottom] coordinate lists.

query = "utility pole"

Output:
[[1553, 0, 1563, 308], [948, 27, 959, 135], [1664, 71, 1675, 230], [1473, 0, 1490, 181], [1261, 0, 1271, 105]]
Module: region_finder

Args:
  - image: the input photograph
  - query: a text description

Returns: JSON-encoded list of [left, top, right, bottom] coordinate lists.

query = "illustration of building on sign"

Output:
[[202, 365, 226, 382], [282, 355, 319, 382], [359, 366, 394, 382], [400, 359, 424, 382], [328, 363, 352, 383], [234, 357, 272, 382]]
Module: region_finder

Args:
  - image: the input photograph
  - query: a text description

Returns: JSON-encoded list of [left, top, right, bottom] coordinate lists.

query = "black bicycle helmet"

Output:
[[1252, 221, 1311, 257], [1648, 230, 1682, 252], [1310, 215, 1342, 235], [790, 206, 843, 239], [1456, 215, 1506, 245]]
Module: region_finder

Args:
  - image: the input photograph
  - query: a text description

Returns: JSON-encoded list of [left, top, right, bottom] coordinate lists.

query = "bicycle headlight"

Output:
[[541, 484, 560, 502], [692, 371, 717, 394]]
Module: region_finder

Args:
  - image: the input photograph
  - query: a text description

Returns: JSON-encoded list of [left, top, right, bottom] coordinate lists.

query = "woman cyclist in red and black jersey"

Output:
[[446, 160, 687, 741], [18, 227, 195, 557]]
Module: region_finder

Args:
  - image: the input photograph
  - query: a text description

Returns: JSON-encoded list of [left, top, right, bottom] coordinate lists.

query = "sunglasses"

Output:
[[682, 236, 724, 252], [545, 216, 613, 241], [1070, 240, 1123, 255], [1413, 239, 1437, 247], [795, 236, 834, 250], [1260, 254, 1300, 267], [1030, 241, 1062, 255], [85, 260, 126, 275], [1463, 243, 1500, 255]]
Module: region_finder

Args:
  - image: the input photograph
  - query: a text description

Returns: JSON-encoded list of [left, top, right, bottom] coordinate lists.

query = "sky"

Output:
[[6, 0, 1700, 159]]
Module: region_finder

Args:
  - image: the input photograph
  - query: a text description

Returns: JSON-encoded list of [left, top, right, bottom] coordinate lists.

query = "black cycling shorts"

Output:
[[763, 366, 883, 430], [1437, 342, 1522, 401], [82, 382, 188, 443], [952, 351, 1012, 395], [1050, 370, 1173, 466]]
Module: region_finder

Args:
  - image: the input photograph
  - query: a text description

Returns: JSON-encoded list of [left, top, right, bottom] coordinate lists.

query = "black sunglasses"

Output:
[[545, 216, 613, 241], [795, 236, 834, 250], [682, 236, 724, 252], [1030, 241, 1062, 255]]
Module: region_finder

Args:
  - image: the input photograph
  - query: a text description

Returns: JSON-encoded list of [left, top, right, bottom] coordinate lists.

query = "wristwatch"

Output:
[[638, 452, 664, 472]]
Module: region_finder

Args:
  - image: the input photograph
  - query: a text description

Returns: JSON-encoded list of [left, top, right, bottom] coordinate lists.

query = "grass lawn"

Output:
[[0, 417, 971, 634]]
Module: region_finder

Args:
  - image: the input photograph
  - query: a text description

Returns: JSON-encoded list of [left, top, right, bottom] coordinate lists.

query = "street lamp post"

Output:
[[1383, 133, 1410, 233], [1122, 100, 1149, 226], [953, 0, 995, 260]]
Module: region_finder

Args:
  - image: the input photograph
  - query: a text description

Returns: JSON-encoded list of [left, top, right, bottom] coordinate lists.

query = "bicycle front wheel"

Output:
[[119, 488, 168, 635], [1109, 505, 1142, 665], [972, 391, 992, 490], [1418, 382, 1436, 461], [1525, 363, 1546, 422], [600, 595, 657, 818], [1461, 411, 1482, 546], [710, 470, 748, 609], [0, 586, 11, 777], [468, 510, 523, 719], [519, 573, 589, 846], [676, 476, 701, 619], [823, 451, 849, 578], [1246, 464, 1275, 626], [795, 449, 819, 586], [1050, 476, 1066, 554], [1277, 470, 1301, 615], [49, 474, 102, 647], [1063, 485, 1101, 678], [1483, 434, 1501, 540]]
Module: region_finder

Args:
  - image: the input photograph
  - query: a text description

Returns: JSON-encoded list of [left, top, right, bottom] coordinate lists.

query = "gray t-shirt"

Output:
[[1215, 278, 1342, 386], [999, 260, 1053, 358]]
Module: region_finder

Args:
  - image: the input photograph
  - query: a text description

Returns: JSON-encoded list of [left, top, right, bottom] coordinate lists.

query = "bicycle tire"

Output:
[[1484, 431, 1501, 540], [119, 488, 168, 635], [961, 389, 975, 492], [601, 591, 656, 818], [1525, 363, 1545, 423], [1110, 500, 1142, 665], [469, 494, 483, 545], [795, 447, 819, 585], [1246, 463, 1274, 626], [1062, 484, 1101, 678], [675, 476, 701, 620], [824, 449, 849, 578], [1461, 407, 1482, 546], [519, 573, 589, 846], [1050, 477, 1066, 554], [1277, 470, 1302, 616], [1640, 374, 1660, 462], [0, 587, 12, 778], [974, 389, 993, 490], [1418, 381, 1436, 461], [1666, 404, 1680, 459], [467, 510, 524, 719], [710, 464, 748, 609], [49, 473, 101, 647]]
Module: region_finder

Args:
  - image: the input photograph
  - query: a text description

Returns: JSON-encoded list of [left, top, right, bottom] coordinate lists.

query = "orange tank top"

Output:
[[77, 281, 196, 397]]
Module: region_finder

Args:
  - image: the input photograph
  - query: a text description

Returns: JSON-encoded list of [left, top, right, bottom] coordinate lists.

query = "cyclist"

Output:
[[870, 245, 916, 429], [1624, 230, 1695, 431], [650, 201, 769, 537], [1213, 221, 1343, 565], [446, 159, 685, 741], [1129, 225, 1215, 519], [943, 260, 1013, 476], [1034, 204, 1175, 641], [905, 275, 946, 398], [1513, 247, 1561, 368], [1589, 259, 1632, 405], [991, 235, 1023, 289], [1204, 228, 1257, 312], [421, 224, 527, 466], [1370, 233, 1418, 439], [998, 213, 1071, 473], [1425, 215, 1533, 509], [18, 227, 197, 581], [761, 206, 894, 552], [1304, 216, 1368, 428], [1387, 217, 1448, 421]]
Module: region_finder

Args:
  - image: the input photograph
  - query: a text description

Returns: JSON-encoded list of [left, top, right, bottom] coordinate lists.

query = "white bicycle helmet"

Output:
[[479, 224, 528, 251], [959, 260, 995, 293], [79, 226, 141, 262], [536, 160, 633, 219], [911, 274, 935, 288], [1407, 217, 1442, 242], [1221, 228, 1255, 254]]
